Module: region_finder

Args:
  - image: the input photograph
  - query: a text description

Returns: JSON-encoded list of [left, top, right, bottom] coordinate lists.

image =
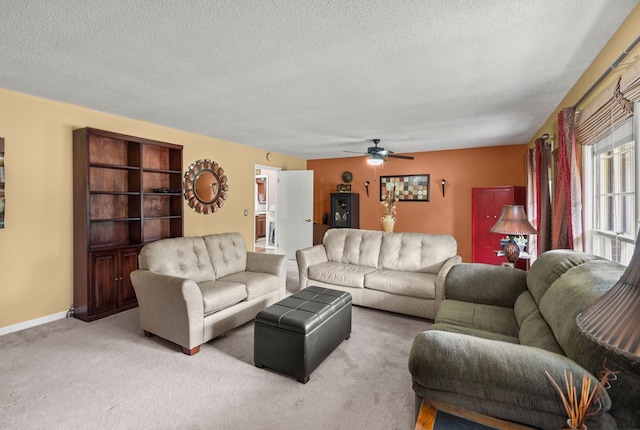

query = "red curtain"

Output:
[[534, 139, 552, 254], [526, 149, 537, 260], [552, 107, 583, 250]]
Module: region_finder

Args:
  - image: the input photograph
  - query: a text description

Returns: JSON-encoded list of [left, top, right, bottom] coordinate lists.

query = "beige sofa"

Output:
[[296, 228, 461, 319], [130, 232, 286, 355]]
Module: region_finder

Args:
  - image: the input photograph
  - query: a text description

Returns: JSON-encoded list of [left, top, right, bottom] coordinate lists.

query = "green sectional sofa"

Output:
[[408, 250, 640, 429]]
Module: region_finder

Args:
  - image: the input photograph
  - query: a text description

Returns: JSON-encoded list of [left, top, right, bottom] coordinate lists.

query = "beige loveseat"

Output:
[[296, 228, 460, 319], [130, 232, 286, 355]]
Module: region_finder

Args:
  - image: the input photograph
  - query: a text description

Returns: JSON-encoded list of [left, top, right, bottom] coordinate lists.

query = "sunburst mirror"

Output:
[[183, 159, 228, 214]]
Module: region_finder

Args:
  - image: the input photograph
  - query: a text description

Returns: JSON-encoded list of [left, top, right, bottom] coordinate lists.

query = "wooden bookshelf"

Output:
[[73, 128, 183, 321]]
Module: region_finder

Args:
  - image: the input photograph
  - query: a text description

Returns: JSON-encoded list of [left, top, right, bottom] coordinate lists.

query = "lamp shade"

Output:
[[577, 233, 640, 362], [490, 205, 538, 236]]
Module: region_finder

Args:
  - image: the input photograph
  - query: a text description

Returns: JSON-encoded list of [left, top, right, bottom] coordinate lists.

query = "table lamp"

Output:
[[577, 230, 640, 362], [490, 204, 537, 264]]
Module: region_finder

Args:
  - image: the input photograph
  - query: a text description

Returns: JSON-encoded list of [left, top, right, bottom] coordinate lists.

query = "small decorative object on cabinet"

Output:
[[0, 137, 4, 229], [472, 186, 527, 269], [330, 192, 359, 228], [73, 128, 184, 321]]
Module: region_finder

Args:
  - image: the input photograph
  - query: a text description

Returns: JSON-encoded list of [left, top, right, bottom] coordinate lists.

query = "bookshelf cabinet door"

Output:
[[118, 247, 139, 308], [89, 251, 118, 317]]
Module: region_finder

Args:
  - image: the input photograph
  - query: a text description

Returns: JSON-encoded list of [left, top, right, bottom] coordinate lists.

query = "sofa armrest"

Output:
[[296, 245, 328, 289], [246, 252, 286, 277], [246, 252, 287, 297], [409, 330, 611, 425], [130, 270, 204, 350], [444, 263, 527, 307], [434, 255, 462, 314]]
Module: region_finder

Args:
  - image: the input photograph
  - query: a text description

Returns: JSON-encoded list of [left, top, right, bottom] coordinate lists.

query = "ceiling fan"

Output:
[[344, 139, 415, 165]]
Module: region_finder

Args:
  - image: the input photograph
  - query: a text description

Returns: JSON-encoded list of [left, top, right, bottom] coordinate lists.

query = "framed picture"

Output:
[[0, 137, 4, 229], [380, 174, 430, 202]]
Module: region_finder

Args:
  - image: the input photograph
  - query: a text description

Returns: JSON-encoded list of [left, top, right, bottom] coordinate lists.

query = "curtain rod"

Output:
[[573, 34, 640, 110]]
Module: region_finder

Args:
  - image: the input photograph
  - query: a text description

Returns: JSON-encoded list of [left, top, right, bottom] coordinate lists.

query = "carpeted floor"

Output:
[[0, 261, 431, 429]]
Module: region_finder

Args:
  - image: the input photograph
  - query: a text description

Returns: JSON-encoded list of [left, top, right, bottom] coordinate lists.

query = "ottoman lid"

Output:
[[255, 286, 351, 335]]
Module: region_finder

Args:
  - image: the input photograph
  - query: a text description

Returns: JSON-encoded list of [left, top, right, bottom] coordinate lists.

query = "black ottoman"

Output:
[[254, 286, 352, 383]]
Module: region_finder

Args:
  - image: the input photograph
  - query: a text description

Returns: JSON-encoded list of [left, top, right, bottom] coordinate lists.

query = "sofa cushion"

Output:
[[219, 271, 280, 300], [323, 229, 382, 268], [539, 259, 625, 369], [364, 270, 436, 299], [138, 236, 216, 282], [308, 261, 375, 288], [514, 291, 563, 354], [203, 232, 248, 278], [378, 232, 457, 273], [526, 250, 601, 305], [198, 280, 247, 315], [434, 300, 519, 340]]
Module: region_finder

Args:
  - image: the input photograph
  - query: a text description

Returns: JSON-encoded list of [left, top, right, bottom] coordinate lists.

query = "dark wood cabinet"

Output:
[[73, 128, 183, 321], [472, 186, 526, 268], [256, 178, 267, 203], [330, 193, 359, 229], [256, 214, 267, 240]]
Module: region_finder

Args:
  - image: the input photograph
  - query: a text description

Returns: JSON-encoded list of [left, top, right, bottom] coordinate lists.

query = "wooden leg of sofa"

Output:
[[143, 330, 155, 337], [182, 345, 200, 356]]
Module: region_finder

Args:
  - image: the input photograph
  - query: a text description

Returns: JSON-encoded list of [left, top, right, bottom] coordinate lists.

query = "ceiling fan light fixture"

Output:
[[367, 155, 384, 166]]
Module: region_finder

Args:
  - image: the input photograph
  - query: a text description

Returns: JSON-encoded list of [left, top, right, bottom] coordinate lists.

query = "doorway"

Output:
[[254, 165, 279, 253]]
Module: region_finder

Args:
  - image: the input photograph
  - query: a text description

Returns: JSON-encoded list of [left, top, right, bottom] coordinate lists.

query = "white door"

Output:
[[276, 170, 314, 259]]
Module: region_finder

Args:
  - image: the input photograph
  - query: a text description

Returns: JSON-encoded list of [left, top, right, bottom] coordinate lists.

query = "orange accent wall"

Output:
[[307, 144, 528, 262]]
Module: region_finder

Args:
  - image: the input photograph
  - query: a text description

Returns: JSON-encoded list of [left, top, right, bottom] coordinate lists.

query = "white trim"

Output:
[[0, 311, 68, 336]]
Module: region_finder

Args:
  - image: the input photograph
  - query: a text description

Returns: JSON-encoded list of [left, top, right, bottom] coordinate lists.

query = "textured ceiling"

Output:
[[1, 1, 638, 159]]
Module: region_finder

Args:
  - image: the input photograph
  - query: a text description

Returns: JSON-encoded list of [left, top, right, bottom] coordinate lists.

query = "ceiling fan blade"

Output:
[[387, 154, 415, 160], [343, 150, 367, 155]]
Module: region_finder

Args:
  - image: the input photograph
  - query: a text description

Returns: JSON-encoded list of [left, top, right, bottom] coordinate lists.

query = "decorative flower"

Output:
[[382, 185, 399, 216], [514, 235, 527, 246], [545, 359, 618, 428]]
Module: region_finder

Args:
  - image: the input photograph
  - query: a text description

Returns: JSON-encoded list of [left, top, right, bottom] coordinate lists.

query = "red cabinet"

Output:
[[472, 186, 526, 267]]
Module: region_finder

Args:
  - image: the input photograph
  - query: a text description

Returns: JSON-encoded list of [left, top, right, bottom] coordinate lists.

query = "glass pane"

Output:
[[620, 193, 635, 237], [617, 144, 632, 193]]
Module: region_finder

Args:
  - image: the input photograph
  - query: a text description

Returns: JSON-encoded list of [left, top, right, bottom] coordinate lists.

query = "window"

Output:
[[583, 103, 638, 265]]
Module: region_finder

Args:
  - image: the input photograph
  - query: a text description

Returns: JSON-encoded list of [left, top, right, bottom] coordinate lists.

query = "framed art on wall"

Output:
[[0, 137, 4, 228], [380, 174, 430, 202]]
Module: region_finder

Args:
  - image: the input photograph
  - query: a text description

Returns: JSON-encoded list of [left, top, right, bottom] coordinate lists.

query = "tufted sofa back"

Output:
[[202, 232, 248, 278], [322, 228, 457, 273], [138, 236, 216, 282]]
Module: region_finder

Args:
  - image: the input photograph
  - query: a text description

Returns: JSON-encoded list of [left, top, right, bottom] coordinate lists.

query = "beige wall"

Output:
[[0, 88, 305, 329]]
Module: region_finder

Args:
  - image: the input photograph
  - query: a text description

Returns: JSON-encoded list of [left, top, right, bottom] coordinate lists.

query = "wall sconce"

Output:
[[364, 181, 370, 197], [441, 179, 446, 197]]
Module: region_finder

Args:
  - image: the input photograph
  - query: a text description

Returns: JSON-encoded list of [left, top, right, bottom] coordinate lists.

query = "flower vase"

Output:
[[381, 215, 396, 232], [564, 420, 587, 430]]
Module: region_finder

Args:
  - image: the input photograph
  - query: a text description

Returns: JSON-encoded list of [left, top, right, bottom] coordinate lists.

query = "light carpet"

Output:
[[0, 261, 431, 429]]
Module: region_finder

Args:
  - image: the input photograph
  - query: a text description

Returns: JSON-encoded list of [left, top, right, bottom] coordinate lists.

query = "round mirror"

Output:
[[184, 159, 228, 214], [194, 171, 220, 204]]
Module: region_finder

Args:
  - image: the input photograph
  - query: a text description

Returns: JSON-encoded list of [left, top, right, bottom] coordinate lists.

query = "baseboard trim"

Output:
[[0, 311, 68, 336]]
